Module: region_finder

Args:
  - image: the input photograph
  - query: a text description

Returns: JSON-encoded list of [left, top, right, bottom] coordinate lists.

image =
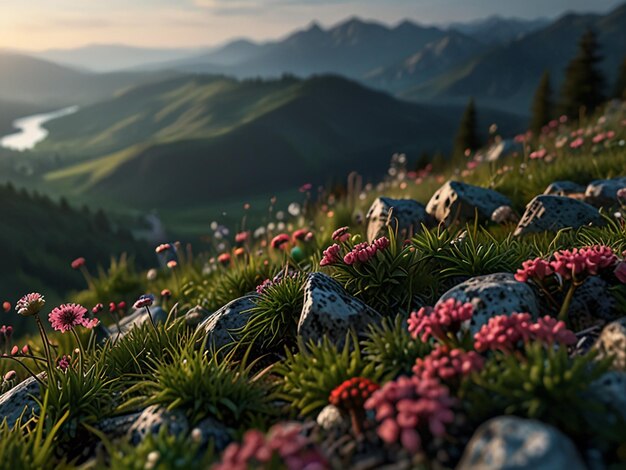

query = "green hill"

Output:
[[36, 74, 525, 208]]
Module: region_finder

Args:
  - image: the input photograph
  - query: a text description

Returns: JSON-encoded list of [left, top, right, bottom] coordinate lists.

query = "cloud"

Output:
[[193, 0, 357, 15]]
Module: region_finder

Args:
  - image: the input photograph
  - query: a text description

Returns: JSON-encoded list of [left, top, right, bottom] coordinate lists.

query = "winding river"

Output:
[[0, 105, 79, 151]]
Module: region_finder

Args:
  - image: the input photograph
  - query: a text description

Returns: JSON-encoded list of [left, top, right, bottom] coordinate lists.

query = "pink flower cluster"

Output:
[[473, 313, 576, 353], [412, 346, 484, 382], [515, 245, 618, 282], [364, 376, 456, 453], [343, 237, 390, 265], [213, 423, 327, 470], [320, 244, 341, 266], [332, 226, 351, 242], [408, 299, 473, 343], [48, 303, 99, 333]]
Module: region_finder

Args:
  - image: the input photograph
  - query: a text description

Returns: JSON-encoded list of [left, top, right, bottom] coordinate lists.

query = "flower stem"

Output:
[[34, 314, 54, 381], [70, 328, 85, 377], [558, 282, 578, 325]]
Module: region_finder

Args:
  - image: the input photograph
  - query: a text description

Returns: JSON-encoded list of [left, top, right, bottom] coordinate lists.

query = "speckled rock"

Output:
[[543, 181, 586, 197], [514, 195, 604, 236], [185, 305, 212, 328], [426, 181, 512, 226], [127, 405, 189, 445], [458, 416, 586, 470], [584, 177, 626, 207], [0, 374, 42, 428], [316, 404, 350, 434], [197, 295, 257, 350], [568, 276, 618, 325], [298, 273, 380, 345], [97, 412, 142, 439], [437, 273, 540, 335], [191, 416, 232, 451], [365, 197, 435, 242], [589, 371, 626, 421], [108, 305, 168, 339], [593, 317, 626, 371]]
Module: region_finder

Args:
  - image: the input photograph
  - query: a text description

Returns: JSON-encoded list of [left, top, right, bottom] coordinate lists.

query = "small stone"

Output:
[[127, 405, 189, 445], [316, 404, 350, 434], [185, 305, 212, 328], [436, 273, 540, 334], [458, 416, 586, 470], [593, 317, 626, 371], [426, 181, 512, 226], [514, 195, 604, 236], [192, 416, 232, 451], [490, 205, 519, 224], [197, 296, 258, 350], [298, 273, 380, 346], [365, 197, 435, 242], [543, 181, 586, 197], [589, 371, 626, 422], [109, 306, 168, 339], [585, 177, 626, 208]]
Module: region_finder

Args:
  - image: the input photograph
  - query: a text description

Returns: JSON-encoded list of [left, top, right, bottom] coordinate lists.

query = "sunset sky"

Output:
[[1, 0, 622, 51]]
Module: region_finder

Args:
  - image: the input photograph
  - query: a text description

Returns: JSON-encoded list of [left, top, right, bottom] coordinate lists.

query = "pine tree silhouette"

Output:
[[613, 57, 626, 100], [453, 98, 479, 160], [530, 71, 552, 135]]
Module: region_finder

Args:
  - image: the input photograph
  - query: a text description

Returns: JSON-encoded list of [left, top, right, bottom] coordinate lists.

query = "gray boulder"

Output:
[[589, 371, 626, 422], [197, 295, 257, 350], [365, 197, 435, 242], [127, 405, 189, 445], [108, 305, 168, 339], [514, 195, 604, 236], [543, 181, 586, 197], [585, 177, 626, 207], [0, 374, 42, 428], [593, 317, 626, 371], [569, 276, 618, 325], [97, 412, 142, 440], [191, 416, 232, 451], [426, 181, 511, 226], [437, 273, 540, 335], [458, 416, 586, 470], [298, 273, 380, 345]]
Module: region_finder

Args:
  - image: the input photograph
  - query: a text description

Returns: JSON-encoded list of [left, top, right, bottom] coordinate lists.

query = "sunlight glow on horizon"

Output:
[[0, 0, 622, 51]]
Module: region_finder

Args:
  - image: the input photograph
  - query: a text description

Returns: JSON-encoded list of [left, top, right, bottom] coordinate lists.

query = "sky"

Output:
[[1, 0, 623, 51]]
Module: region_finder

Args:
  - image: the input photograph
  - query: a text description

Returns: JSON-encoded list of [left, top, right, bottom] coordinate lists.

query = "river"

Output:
[[0, 105, 79, 152]]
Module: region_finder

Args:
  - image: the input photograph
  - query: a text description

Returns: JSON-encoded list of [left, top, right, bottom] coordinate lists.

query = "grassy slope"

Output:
[[35, 75, 525, 210]]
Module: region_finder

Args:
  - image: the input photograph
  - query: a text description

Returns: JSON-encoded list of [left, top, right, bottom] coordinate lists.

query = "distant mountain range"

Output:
[[32, 75, 524, 208]]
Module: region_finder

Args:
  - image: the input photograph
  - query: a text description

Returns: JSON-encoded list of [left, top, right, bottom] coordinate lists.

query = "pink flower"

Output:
[[592, 133, 606, 144], [15, 293, 46, 317], [48, 303, 97, 332], [161, 289, 172, 298], [167, 260, 178, 269], [320, 244, 341, 266], [57, 355, 71, 372], [364, 376, 456, 453], [299, 183, 313, 193], [413, 345, 484, 382], [550, 246, 617, 280], [514, 258, 553, 283], [473, 313, 576, 353], [570, 137, 584, 149], [92, 303, 104, 314], [133, 294, 154, 309], [343, 242, 379, 265], [155, 243, 171, 254], [372, 236, 390, 251], [3, 370, 16, 382], [2, 301, 10, 313], [71, 257, 86, 270], [617, 188, 626, 203], [292, 228, 309, 242], [614, 261, 626, 283], [529, 148, 548, 160], [213, 423, 327, 470], [408, 298, 473, 343], [217, 253, 232, 265], [270, 234, 290, 250], [332, 226, 351, 242], [235, 232, 249, 244]]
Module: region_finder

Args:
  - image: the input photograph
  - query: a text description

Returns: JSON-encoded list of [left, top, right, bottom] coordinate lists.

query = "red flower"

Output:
[[292, 228, 309, 242], [161, 289, 172, 298], [329, 377, 379, 411], [2, 302, 10, 313], [235, 232, 249, 244], [71, 257, 86, 270], [91, 303, 104, 314], [320, 244, 341, 266], [413, 345, 484, 382], [217, 253, 232, 265], [514, 258, 553, 282], [167, 260, 178, 269], [133, 295, 154, 310], [155, 243, 171, 254], [615, 261, 626, 283], [270, 234, 290, 250]]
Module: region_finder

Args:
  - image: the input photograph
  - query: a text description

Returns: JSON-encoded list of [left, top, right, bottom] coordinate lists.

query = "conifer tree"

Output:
[[560, 29, 605, 118], [613, 57, 626, 100], [530, 71, 552, 135], [453, 98, 479, 159]]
